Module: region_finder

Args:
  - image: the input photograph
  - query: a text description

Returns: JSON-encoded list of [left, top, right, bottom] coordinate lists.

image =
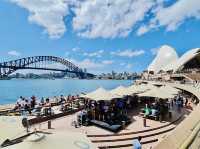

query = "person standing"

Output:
[[60, 95, 66, 103], [185, 98, 188, 106], [132, 136, 142, 149], [30, 96, 36, 109]]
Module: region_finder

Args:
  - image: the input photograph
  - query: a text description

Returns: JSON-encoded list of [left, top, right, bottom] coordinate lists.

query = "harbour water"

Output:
[[0, 79, 132, 104]]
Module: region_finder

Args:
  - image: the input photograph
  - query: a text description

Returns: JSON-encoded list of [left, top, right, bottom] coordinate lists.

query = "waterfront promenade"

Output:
[[0, 80, 200, 149]]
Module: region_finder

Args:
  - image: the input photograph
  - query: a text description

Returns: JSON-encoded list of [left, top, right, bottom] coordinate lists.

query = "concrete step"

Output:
[[91, 125, 175, 148], [90, 124, 175, 142]]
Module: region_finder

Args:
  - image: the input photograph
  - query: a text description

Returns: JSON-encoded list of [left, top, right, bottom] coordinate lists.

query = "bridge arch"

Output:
[[0, 56, 93, 78]]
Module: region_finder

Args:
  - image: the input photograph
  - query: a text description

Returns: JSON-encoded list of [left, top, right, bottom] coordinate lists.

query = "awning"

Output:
[[159, 85, 180, 95], [80, 87, 122, 101], [170, 83, 200, 99], [138, 87, 175, 99], [125, 84, 156, 95], [109, 85, 128, 96]]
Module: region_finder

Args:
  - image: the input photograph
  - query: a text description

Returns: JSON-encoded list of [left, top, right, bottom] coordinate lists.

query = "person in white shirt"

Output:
[[19, 97, 26, 108], [17, 96, 23, 104]]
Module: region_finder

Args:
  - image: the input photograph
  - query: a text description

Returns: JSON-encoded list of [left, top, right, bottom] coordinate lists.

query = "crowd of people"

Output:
[[77, 96, 138, 126], [13, 94, 80, 115], [140, 92, 196, 122], [77, 91, 196, 126]]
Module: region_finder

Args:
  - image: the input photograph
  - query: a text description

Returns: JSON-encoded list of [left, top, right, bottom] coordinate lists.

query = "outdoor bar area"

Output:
[[79, 87, 131, 132], [77, 81, 182, 132]]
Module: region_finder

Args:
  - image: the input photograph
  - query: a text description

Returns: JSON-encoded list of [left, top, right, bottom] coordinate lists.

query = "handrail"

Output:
[[179, 120, 200, 149]]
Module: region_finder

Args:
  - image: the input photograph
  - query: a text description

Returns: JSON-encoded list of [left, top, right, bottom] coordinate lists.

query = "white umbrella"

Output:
[[125, 84, 156, 95], [159, 85, 180, 95], [138, 88, 175, 99], [4, 131, 96, 149], [109, 85, 127, 96], [80, 87, 122, 101]]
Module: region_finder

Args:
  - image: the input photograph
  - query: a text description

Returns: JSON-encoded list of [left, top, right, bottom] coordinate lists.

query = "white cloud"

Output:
[[102, 60, 113, 65], [150, 47, 159, 55], [137, 0, 200, 35], [69, 58, 103, 69], [111, 49, 145, 58], [10, 0, 200, 39], [10, 0, 74, 39], [72, 0, 154, 38], [68, 58, 114, 70], [137, 23, 156, 36], [120, 62, 126, 66], [126, 63, 132, 69], [71, 47, 81, 52], [8, 50, 21, 56], [83, 50, 104, 58], [137, 26, 149, 36], [10, 0, 154, 39]]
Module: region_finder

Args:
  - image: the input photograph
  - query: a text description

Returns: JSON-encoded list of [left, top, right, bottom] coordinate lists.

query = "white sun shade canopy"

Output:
[[138, 87, 175, 99], [80, 87, 122, 101], [109, 85, 128, 96], [125, 83, 156, 95], [159, 85, 180, 95]]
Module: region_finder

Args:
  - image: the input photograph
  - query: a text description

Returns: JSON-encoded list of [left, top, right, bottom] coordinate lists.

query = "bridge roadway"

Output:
[[0, 56, 95, 78], [0, 65, 92, 76]]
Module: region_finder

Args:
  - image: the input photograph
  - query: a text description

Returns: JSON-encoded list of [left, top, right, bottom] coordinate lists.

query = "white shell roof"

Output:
[[169, 48, 200, 72], [148, 45, 179, 73], [148, 45, 200, 73]]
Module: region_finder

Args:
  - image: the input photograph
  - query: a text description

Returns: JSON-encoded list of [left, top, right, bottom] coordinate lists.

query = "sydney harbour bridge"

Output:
[[0, 56, 95, 79]]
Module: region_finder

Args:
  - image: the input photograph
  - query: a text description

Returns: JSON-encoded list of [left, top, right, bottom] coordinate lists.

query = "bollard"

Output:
[[48, 120, 51, 129], [122, 121, 126, 129], [169, 111, 172, 119], [143, 117, 146, 127], [159, 115, 163, 122]]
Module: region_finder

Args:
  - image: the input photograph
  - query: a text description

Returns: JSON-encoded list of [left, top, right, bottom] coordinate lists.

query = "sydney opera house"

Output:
[[146, 45, 200, 81]]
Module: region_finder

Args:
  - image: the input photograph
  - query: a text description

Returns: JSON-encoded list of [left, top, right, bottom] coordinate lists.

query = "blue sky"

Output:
[[0, 0, 200, 74]]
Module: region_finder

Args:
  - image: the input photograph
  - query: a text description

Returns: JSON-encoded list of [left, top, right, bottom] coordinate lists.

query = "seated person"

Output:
[[24, 99, 30, 111], [13, 102, 21, 111], [30, 96, 37, 109], [43, 98, 52, 115], [103, 104, 109, 121], [54, 96, 59, 104], [144, 104, 151, 116], [19, 97, 26, 109], [60, 95, 66, 103], [151, 109, 158, 116], [40, 97, 45, 105]]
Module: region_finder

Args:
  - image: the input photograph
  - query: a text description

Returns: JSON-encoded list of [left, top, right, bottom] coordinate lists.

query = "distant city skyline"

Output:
[[0, 0, 200, 74]]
